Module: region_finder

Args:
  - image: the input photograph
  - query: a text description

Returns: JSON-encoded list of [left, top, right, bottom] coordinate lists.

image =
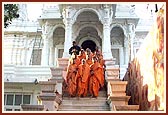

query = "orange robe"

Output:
[[76, 63, 90, 97], [98, 55, 105, 88], [75, 57, 81, 66], [89, 62, 103, 97], [78, 53, 86, 61], [66, 63, 78, 97], [94, 50, 102, 57], [86, 53, 93, 66]]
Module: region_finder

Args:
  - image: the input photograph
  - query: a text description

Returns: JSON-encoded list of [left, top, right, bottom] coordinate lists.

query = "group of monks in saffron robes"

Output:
[[65, 46, 106, 99]]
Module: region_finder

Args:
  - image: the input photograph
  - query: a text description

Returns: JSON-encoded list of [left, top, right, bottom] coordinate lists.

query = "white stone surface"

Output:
[[4, 65, 51, 83]]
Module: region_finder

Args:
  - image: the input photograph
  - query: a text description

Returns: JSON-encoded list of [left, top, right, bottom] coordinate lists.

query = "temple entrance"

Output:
[[81, 40, 96, 52]]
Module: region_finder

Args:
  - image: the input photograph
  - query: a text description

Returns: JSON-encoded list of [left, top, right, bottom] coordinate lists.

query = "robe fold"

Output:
[[77, 62, 90, 97], [66, 63, 78, 97], [89, 62, 103, 97]]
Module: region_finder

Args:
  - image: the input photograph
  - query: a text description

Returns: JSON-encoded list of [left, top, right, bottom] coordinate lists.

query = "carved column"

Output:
[[102, 6, 113, 60], [124, 36, 129, 65], [62, 6, 72, 58], [41, 34, 49, 66], [49, 47, 54, 66], [128, 24, 135, 61], [41, 22, 50, 66], [102, 5, 114, 67], [120, 47, 124, 65]]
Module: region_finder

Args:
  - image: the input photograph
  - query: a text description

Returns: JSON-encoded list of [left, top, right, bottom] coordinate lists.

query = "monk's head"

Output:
[[97, 53, 100, 57], [81, 49, 84, 53], [93, 56, 98, 62], [86, 48, 91, 54], [81, 59, 86, 64]]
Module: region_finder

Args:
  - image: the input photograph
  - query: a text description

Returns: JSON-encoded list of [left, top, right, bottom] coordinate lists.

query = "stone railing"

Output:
[[50, 67, 64, 98], [107, 81, 127, 96], [106, 67, 120, 81], [107, 81, 139, 111], [38, 81, 58, 111], [57, 58, 69, 68], [105, 64, 139, 111]]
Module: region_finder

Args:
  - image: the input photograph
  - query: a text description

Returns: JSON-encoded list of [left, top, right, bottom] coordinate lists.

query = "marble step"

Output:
[[59, 91, 110, 111], [63, 96, 107, 101], [59, 99, 110, 111], [63, 90, 107, 97], [59, 106, 110, 111], [115, 105, 139, 111], [62, 97, 108, 106]]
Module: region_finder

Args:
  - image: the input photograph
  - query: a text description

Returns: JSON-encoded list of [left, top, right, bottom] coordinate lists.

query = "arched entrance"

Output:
[[110, 26, 124, 65], [81, 40, 96, 52]]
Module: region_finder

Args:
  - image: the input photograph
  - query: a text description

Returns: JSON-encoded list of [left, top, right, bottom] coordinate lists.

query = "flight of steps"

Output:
[[57, 58, 110, 111], [59, 90, 110, 111]]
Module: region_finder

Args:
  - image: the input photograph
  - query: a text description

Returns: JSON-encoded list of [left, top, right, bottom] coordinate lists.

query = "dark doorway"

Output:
[[81, 40, 96, 52]]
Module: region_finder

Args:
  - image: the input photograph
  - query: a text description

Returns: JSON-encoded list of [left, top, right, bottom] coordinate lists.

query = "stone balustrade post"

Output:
[[38, 81, 58, 111]]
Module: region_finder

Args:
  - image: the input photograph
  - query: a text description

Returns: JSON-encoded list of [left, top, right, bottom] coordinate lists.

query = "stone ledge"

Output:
[[110, 81, 128, 84], [21, 104, 44, 111], [107, 96, 131, 105], [39, 94, 56, 101], [115, 105, 139, 111], [39, 81, 57, 85], [108, 96, 130, 101]]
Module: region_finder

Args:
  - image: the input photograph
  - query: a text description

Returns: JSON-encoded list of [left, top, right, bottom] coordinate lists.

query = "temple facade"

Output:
[[3, 3, 162, 111]]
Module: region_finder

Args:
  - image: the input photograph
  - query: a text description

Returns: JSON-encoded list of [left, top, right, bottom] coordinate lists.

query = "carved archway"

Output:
[[81, 40, 96, 52], [72, 8, 102, 25], [78, 36, 100, 49]]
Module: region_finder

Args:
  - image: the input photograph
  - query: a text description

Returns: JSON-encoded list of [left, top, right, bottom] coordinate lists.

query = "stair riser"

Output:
[[59, 109, 110, 111], [60, 107, 109, 111], [63, 92, 107, 97], [111, 101, 128, 105], [61, 103, 108, 106], [115, 105, 139, 111]]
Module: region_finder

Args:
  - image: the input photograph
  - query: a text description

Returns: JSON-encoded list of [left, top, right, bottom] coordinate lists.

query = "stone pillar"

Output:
[[124, 37, 129, 65], [120, 47, 124, 65], [55, 47, 58, 66], [62, 7, 72, 58], [102, 5, 114, 67], [128, 24, 135, 61], [49, 47, 54, 66], [102, 20, 113, 59], [41, 34, 49, 66]]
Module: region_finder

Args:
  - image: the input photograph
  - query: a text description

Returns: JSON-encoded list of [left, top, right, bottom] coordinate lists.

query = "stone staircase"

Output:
[[59, 90, 110, 111], [21, 58, 139, 111], [53, 58, 139, 111]]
